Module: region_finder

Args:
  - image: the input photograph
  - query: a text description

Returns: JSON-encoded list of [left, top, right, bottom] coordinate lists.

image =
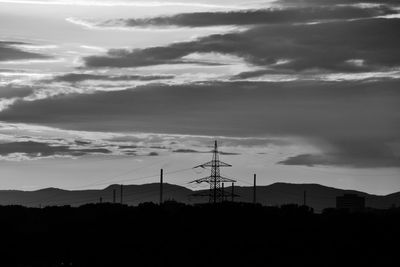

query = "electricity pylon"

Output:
[[191, 140, 236, 203]]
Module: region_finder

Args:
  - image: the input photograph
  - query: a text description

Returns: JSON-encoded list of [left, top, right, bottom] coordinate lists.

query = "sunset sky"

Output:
[[0, 0, 399, 194]]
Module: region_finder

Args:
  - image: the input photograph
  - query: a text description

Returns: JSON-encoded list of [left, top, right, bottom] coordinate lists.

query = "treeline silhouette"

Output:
[[1, 202, 399, 267]]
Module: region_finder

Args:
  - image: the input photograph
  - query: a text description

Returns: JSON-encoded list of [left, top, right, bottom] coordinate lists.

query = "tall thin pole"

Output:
[[253, 174, 257, 204], [160, 169, 163, 204], [222, 183, 225, 202], [231, 182, 234, 202], [113, 189, 116, 203], [213, 141, 217, 204], [213, 177, 217, 204], [120, 184, 123, 204], [303, 190, 307, 206]]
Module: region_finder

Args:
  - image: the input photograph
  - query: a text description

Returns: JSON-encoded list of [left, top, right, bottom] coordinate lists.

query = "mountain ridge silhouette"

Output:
[[0, 182, 399, 211]]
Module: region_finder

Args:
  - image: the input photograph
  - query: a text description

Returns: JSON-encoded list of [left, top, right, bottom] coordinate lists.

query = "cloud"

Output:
[[0, 0, 244, 9], [172, 148, 239, 154], [53, 73, 175, 83], [219, 151, 240, 155], [0, 79, 399, 167], [173, 149, 202, 153], [83, 18, 400, 73], [279, 139, 400, 168], [0, 141, 111, 158], [279, 0, 400, 7], [118, 145, 138, 149], [75, 140, 91, 145], [97, 6, 395, 28], [0, 85, 34, 99], [1, 1, 399, 169], [0, 80, 398, 138], [84, 46, 232, 68], [1, 122, 257, 160], [0, 41, 51, 62]]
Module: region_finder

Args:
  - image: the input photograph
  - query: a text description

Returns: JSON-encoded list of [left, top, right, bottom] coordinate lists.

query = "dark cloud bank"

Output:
[[84, 18, 400, 74], [0, 85, 34, 99], [100, 6, 394, 28], [280, 0, 400, 7], [0, 80, 399, 167], [0, 41, 50, 62], [0, 141, 111, 158]]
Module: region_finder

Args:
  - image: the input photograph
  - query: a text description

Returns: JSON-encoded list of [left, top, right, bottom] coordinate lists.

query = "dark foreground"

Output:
[[1, 202, 399, 267]]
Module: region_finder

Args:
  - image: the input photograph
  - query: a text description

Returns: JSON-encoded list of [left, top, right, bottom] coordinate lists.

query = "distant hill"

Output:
[[0, 183, 192, 208], [232, 183, 400, 212], [0, 182, 399, 211]]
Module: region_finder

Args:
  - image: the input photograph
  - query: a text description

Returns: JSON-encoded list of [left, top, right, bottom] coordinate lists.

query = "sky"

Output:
[[0, 0, 399, 195]]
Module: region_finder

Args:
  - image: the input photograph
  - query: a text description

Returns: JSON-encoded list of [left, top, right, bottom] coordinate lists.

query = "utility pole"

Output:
[[222, 183, 225, 202], [190, 141, 236, 203], [303, 190, 307, 206], [120, 184, 123, 204], [113, 189, 116, 204], [213, 172, 217, 203], [253, 174, 257, 204], [160, 169, 163, 204], [231, 182, 234, 202]]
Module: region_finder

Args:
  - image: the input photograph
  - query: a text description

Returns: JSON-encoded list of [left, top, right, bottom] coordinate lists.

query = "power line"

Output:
[[60, 180, 193, 207], [20, 167, 193, 206], [65, 157, 168, 190]]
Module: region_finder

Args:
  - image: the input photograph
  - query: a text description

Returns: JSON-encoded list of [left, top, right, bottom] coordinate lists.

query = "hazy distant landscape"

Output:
[[1, 182, 400, 212]]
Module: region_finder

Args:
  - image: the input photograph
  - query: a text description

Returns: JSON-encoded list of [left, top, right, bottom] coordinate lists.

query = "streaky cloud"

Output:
[[279, 138, 400, 168], [0, 0, 245, 9], [0, 41, 51, 62], [53, 73, 174, 83], [279, 0, 400, 7], [96, 6, 396, 28], [84, 18, 400, 74], [0, 141, 111, 158]]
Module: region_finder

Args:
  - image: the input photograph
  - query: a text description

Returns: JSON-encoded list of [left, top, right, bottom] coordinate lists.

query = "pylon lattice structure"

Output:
[[191, 141, 236, 203]]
